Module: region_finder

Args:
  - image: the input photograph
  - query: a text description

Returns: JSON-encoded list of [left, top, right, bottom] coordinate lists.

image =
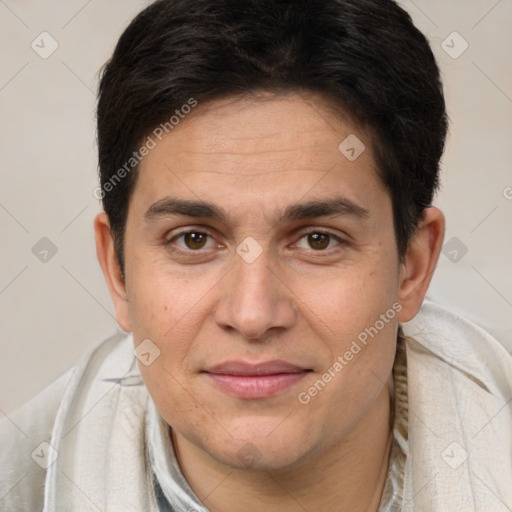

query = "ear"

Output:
[[94, 212, 132, 332], [397, 207, 445, 323]]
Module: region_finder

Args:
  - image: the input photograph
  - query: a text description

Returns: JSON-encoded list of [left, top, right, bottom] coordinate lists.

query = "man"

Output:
[[1, 0, 511, 510]]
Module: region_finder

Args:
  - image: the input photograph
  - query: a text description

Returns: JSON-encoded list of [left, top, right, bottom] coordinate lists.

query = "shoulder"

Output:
[[402, 298, 512, 397], [400, 299, 512, 508], [0, 330, 132, 512], [0, 368, 72, 511]]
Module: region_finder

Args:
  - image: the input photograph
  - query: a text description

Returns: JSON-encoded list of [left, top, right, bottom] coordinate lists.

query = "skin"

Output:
[[95, 92, 444, 511]]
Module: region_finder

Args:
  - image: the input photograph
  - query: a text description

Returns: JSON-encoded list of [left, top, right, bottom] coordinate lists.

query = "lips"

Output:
[[203, 360, 311, 399]]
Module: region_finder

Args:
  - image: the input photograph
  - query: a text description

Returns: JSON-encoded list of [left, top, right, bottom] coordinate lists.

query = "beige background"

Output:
[[1, 0, 511, 415]]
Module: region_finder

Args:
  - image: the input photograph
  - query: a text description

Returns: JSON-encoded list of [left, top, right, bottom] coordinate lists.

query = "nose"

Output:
[[214, 247, 297, 341]]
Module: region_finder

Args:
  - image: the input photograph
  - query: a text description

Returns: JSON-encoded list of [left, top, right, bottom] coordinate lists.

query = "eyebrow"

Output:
[[144, 196, 369, 224]]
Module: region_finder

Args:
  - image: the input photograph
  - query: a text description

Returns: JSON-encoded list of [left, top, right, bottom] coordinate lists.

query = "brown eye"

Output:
[[167, 230, 216, 252], [307, 233, 331, 250], [295, 231, 342, 252], [183, 232, 208, 250]]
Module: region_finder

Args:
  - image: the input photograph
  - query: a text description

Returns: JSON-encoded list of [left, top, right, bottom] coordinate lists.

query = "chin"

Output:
[[200, 417, 315, 471], [217, 441, 310, 472]]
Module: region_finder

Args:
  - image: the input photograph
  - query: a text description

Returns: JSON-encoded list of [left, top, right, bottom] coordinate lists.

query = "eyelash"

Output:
[[164, 227, 347, 256]]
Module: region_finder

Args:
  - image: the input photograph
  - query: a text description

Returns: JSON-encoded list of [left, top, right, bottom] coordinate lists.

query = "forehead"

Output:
[[132, 92, 389, 223]]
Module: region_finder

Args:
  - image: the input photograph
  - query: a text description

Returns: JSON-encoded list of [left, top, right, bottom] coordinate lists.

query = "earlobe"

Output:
[[397, 207, 445, 323], [94, 212, 132, 332]]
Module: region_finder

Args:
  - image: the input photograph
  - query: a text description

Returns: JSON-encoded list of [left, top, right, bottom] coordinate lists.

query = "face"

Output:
[[104, 93, 408, 471]]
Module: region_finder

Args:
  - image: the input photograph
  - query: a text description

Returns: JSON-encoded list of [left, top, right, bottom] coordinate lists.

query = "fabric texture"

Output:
[[1, 299, 511, 511]]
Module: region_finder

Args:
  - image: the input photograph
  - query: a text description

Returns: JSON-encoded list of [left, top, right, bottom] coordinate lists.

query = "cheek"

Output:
[[294, 256, 399, 338], [127, 265, 220, 394], [295, 289, 398, 446], [130, 289, 206, 425], [295, 257, 400, 390], [127, 260, 208, 337]]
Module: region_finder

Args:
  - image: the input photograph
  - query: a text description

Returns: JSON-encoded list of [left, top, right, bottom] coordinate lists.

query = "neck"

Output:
[[171, 384, 393, 512]]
